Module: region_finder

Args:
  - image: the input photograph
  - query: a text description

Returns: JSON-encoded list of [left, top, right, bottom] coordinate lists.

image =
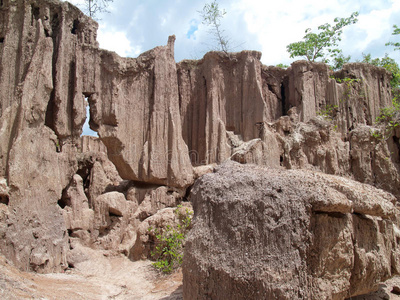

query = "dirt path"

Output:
[[3, 245, 400, 299], [0, 246, 182, 300]]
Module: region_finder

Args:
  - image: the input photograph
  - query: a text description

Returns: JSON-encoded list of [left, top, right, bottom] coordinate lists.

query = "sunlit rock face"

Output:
[[0, 0, 400, 285], [184, 161, 400, 299]]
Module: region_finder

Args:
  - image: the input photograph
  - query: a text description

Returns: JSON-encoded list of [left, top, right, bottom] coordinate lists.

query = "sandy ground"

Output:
[[2, 245, 400, 300], [0, 246, 182, 300]]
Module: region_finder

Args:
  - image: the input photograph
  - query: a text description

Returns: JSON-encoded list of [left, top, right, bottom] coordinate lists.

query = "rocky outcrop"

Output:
[[0, 0, 193, 271], [284, 62, 392, 127], [183, 161, 400, 299], [177, 51, 268, 165], [95, 37, 194, 188], [1, 0, 400, 281], [277, 116, 400, 199]]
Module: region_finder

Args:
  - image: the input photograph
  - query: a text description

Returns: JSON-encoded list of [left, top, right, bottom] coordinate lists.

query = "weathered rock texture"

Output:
[[0, 0, 193, 272], [184, 161, 400, 299], [1, 0, 400, 287], [96, 37, 194, 188]]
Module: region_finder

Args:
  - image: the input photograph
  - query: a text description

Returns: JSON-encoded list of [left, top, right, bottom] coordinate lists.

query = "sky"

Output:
[[71, 0, 400, 136]]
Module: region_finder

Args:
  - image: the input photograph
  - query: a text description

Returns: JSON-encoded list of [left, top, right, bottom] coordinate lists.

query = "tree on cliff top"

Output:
[[287, 12, 358, 63], [199, 0, 230, 54], [82, 0, 113, 19]]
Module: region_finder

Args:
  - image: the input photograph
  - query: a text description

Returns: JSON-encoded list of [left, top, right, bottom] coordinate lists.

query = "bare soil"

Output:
[[0, 247, 182, 300], [2, 245, 400, 300]]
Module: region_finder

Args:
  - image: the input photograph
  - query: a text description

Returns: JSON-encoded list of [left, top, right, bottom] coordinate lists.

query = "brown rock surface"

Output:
[[95, 36, 194, 188], [0, 2, 400, 293], [183, 161, 400, 299], [177, 51, 267, 166]]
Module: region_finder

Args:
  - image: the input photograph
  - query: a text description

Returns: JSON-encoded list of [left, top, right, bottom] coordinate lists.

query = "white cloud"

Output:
[[67, 0, 400, 66], [97, 24, 141, 57], [232, 0, 400, 65], [351, 9, 393, 51]]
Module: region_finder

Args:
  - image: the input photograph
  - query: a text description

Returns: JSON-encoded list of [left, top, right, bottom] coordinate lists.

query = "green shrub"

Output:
[[150, 205, 193, 274], [373, 98, 400, 140], [317, 104, 338, 121], [276, 63, 289, 69]]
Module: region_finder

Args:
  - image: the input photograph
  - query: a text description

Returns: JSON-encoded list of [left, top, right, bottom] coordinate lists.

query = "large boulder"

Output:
[[183, 161, 400, 299]]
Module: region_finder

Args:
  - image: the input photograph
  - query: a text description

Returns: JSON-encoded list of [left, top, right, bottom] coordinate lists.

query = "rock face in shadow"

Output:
[[183, 161, 400, 299]]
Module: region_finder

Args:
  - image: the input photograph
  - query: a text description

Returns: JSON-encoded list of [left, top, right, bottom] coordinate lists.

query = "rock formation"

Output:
[[0, 0, 400, 298], [184, 161, 400, 299]]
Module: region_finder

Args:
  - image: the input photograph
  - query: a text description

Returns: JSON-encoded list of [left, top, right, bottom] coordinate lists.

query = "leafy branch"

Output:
[[287, 12, 358, 63], [386, 25, 400, 51]]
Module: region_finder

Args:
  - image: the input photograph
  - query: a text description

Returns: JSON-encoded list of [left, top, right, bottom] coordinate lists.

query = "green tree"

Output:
[[199, 0, 230, 53], [286, 12, 358, 63], [386, 25, 400, 51], [82, 0, 113, 19], [331, 53, 351, 71]]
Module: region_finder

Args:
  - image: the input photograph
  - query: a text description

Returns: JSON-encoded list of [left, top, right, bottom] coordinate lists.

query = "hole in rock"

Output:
[[58, 187, 71, 209], [57, 198, 70, 209], [81, 95, 98, 137], [109, 211, 122, 218], [393, 136, 400, 161], [31, 5, 40, 26], [0, 0, 3, 7], [281, 83, 287, 116], [392, 286, 400, 295], [51, 13, 59, 33], [71, 19, 79, 35], [0, 37, 4, 43], [0, 195, 9, 205]]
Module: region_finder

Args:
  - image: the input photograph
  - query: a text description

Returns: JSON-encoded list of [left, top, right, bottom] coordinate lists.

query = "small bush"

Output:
[[150, 205, 193, 274], [318, 104, 338, 121], [373, 98, 400, 140]]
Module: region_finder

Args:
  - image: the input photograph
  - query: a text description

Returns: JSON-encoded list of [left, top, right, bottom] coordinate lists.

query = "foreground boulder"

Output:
[[183, 161, 400, 299]]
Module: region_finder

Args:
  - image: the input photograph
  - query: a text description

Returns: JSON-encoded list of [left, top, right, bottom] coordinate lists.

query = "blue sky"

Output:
[[70, 0, 400, 135]]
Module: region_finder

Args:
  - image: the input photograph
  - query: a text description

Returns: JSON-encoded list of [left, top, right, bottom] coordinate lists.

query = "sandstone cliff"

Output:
[[0, 3, 400, 299]]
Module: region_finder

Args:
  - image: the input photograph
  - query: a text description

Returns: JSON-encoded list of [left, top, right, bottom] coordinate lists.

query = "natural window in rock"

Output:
[[81, 96, 98, 137], [0, 37, 4, 43]]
